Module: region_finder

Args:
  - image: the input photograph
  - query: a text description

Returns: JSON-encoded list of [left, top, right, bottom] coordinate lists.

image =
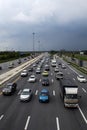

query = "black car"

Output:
[[45, 65, 50, 71], [17, 59, 21, 64], [2, 83, 17, 95], [58, 62, 61, 66], [42, 79, 49, 86], [28, 67, 33, 72], [0, 66, 2, 70]]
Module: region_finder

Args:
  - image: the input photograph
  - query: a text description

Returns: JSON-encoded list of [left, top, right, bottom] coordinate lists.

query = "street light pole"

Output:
[[32, 32, 35, 52]]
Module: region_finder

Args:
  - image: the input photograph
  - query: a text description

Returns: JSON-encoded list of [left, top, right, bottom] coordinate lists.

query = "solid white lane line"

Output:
[[68, 66, 79, 75], [52, 79, 54, 83], [78, 106, 87, 124], [56, 117, 60, 130], [82, 88, 87, 93], [73, 78, 75, 81], [0, 115, 4, 120], [24, 116, 31, 130], [35, 90, 38, 95], [18, 90, 22, 95], [53, 90, 55, 96]]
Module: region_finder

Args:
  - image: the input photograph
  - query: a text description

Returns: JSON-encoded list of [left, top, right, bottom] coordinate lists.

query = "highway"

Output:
[[0, 57, 30, 75], [0, 54, 87, 130]]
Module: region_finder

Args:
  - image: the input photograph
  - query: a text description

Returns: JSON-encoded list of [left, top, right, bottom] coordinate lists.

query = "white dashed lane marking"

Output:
[[18, 90, 22, 95], [53, 90, 55, 96], [56, 117, 60, 130], [39, 79, 41, 82], [82, 88, 87, 93], [24, 116, 31, 130], [35, 90, 38, 95], [0, 115, 4, 120], [52, 79, 54, 83]]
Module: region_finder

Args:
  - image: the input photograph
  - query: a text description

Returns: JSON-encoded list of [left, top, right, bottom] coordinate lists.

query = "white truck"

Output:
[[60, 78, 80, 108], [51, 59, 57, 67]]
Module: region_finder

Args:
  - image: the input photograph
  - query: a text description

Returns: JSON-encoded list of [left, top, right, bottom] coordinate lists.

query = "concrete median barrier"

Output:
[[0, 54, 43, 85]]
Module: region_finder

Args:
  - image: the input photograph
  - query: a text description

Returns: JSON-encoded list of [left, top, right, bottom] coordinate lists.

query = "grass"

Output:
[[63, 57, 87, 74], [0, 57, 19, 63], [75, 54, 87, 61]]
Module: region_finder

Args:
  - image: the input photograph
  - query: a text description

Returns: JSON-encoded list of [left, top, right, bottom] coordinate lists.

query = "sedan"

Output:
[[39, 89, 49, 103], [36, 68, 41, 74], [77, 75, 87, 83], [20, 89, 32, 102], [2, 83, 17, 95], [28, 75, 36, 82], [0, 66, 2, 70], [28, 67, 33, 72], [54, 67, 59, 72], [21, 70, 28, 77], [44, 65, 50, 71], [55, 71, 63, 80], [42, 79, 49, 86], [61, 64, 66, 69], [42, 71, 49, 76], [8, 62, 14, 68]]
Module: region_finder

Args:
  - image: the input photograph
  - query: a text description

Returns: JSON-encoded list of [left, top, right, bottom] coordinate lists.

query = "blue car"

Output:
[[39, 89, 49, 103]]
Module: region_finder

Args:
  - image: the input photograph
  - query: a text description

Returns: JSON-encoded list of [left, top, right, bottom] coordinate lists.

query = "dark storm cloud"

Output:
[[0, 0, 87, 51]]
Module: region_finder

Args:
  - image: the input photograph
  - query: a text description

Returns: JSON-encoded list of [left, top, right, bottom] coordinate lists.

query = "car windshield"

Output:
[[41, 93, 48, 96], [43, 79, 48, 81], [65, 94, 77, 99], [79, 76, 84, 78], [22, 91, 29, 95], [57, 73, 63, 76], [31, 76, 35, 78], [6, 85, 12, 89]]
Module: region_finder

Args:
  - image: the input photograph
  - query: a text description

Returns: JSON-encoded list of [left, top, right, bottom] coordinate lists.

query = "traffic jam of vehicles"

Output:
[[0, 54, 87, 130]]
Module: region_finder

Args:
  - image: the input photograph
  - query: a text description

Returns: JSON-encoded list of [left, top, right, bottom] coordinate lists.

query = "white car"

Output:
[[77, 75, 87, 83], [28, 75, 36, 82], [20, 89, 32, 101], [21, 70, 28, 77], [36, 68, 41, 74], [61, 64, 66, 69], [8, 62, 14, 68], [54, 67, 59, 72]]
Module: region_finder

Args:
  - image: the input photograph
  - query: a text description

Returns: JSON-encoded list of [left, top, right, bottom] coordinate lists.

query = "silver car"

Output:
[[28, 75, 36, 82], [20, 89, 32, 102], [21, 70, 28, 77], [77, 75, 87, 83]]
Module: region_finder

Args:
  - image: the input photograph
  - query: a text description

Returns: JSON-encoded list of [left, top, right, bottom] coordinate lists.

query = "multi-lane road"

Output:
[[0, 54, 87, 130], [0, 57, 30, 75]]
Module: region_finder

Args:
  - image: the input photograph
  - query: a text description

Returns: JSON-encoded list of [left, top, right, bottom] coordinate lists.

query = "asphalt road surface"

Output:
[[0, 54, 87, 130]]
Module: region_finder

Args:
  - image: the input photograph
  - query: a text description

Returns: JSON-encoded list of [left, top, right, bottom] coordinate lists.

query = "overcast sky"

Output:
[[0, 0, 87, 51]]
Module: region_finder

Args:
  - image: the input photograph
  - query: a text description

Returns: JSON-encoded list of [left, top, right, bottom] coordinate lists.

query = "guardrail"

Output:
[[0, 54, 43, 85]]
